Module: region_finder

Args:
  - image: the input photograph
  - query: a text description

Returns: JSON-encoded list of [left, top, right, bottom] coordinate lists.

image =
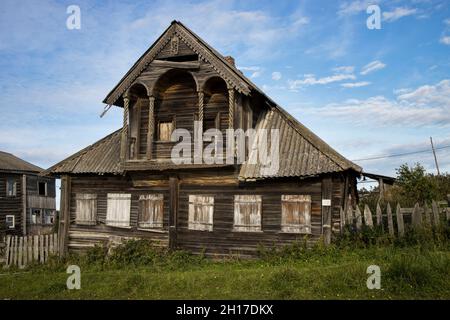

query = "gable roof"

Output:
[[46, 21, 361, 178], [0, 151, 43, 174]]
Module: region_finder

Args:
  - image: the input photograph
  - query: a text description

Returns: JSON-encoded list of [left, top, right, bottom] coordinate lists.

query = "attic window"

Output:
[[38, 182, 47, 196]]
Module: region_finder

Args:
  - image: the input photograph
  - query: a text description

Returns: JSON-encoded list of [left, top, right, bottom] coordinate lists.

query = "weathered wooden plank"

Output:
[[44, 234, 49, 262], [431, 200, 440, 227], [5, 235, 11, 267], [386, 203, 394, 236], [13, 236, 18, 267], [355, 206, 362, 231], [396, 203, 404, 237], [18, 237, 23, 269], [23, 236, 28, 267], [54, 233, 59, 255], [28, 235, 32, 263], [411, 203, 422, 228], [39, 235, 44, 263], [363, 204, 373, 227], [339, 207, 345, 231], [49, 234, 54, 255], [376, 202, 382, 227], [33, 235, 39, 262], [322, 177, 332, 245]]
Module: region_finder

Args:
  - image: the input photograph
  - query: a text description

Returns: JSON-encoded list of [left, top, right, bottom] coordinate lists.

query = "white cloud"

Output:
[[440, 36, 450, 45], [239, 66, 262, 78], [288, 73, 356, 90], [382, 7, 417, 22], [360, 60, 386, 75], [303, 79, 450, 127], [333, 66, 355, 74], [337, 0, 380, 17], [271, 71, 282, 81], [341, 81, 371, 88]]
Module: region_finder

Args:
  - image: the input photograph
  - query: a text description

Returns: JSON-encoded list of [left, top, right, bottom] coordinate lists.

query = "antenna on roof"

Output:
[[100, 104, 112, 118]]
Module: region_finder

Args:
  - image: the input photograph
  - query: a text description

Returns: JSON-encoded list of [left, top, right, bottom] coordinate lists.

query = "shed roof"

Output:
[[0, 151, 43, 174]]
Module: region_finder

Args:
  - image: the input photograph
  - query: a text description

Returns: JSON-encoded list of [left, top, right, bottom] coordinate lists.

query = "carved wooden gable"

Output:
[[156, 35, 196, 59]]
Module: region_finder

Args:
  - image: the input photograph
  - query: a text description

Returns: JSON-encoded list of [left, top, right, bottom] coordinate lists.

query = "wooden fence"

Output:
[[339, 199, 450, 236], [3, 233, 59, 268]]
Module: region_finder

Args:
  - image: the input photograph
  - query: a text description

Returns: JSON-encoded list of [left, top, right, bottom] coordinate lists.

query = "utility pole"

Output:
[[430, 137, 440, 176]]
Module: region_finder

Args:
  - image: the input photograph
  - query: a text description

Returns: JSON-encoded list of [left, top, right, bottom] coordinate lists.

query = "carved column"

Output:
[[228, 88, 234, 129], [120, 93, 130, 162], [198, 90, 204, 133], [146, 96, 155, 160]]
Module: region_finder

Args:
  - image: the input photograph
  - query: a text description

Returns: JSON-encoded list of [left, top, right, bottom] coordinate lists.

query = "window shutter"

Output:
[[188, 195, 214, 231], [281, 195, 311, 234], [106, 193, 131, 228], [233, 195, 262, 232], [139, 194, 164, 228], [75, 194, 97, 225]]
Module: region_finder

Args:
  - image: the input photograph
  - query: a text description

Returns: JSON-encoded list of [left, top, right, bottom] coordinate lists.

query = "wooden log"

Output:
[[376, 202, 383, 228], [5, 235, 11, 267], [322, 177, 332, 245], [363, 205, 373, 227], [396, 203, 404, 237], [424, 204, 431, 225], [411, 203, 422, 228], [355, 206, 362, 231], [33, 235, 39, 262], [346, 197, 353, 225], [18, 237, 23, 269], [339, 207, 345, 231], [432, 200, 440, 227], [23, 236, 28, 267], [39, 235, 44, 264], [386, 203, 394, 236]]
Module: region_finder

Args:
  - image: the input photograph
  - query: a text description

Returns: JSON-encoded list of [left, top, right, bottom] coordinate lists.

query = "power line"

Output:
[[352, 144, 450, 162]]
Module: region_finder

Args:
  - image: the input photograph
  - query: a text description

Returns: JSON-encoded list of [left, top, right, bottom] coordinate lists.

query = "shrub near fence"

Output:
[[340, 197, 450, 237], [3, 233, 58, 268]]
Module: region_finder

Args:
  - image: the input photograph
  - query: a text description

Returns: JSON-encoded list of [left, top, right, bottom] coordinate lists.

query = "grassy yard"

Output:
[[1, 242, 450, 299]]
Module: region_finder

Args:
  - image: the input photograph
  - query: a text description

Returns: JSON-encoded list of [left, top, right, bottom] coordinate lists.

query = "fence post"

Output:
[[39, 235, 44, 264], [386, 203, 394, 236], [13, 236, 18, 267], [431, 200, 440, 227], [376, 201, 383, 227], [18, 237, 23, 269], [424, 204, 431, 225], [33, 235, 39, 262], [363, 205, 373, 227], [355, 206, 362, 230], [23, 236, 28, 267], [396, 203, 404, 237], [412, 203, 422, 228], [5, 235, 11, 267]]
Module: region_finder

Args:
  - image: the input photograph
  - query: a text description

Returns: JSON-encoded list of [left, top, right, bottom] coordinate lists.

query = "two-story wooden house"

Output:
[[46, 21, 362, 257], [0, 151, 56, 236]]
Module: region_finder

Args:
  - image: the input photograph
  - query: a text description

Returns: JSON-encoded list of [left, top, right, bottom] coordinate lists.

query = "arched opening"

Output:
[[152, 69, 198, 158], [203, 77, 228, 131], [127, 83, 149, 160]]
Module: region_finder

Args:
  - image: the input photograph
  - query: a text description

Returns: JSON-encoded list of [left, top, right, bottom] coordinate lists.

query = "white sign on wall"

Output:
[[322, 199, 331, 206]]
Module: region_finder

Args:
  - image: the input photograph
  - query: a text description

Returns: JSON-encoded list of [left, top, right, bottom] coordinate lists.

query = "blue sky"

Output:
[[1, 0, 449, 182]]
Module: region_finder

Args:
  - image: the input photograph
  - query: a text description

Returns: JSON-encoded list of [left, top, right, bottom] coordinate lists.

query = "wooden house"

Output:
[[46, 21, 362, 257], [0, 151, 56, 236]]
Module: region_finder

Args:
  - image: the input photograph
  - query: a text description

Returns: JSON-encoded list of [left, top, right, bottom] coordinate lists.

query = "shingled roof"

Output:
[[46, 21, 361, 179], [0, 151, 43, 174]]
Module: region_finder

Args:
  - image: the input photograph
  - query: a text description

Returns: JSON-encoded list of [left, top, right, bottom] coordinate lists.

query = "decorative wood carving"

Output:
[[147, 96, 155, 160], [120, 94, 130, 162]]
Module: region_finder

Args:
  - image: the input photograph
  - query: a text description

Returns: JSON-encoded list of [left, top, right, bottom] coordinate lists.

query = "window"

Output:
[[281, 195, 311, 234], [138, 194, 164, 229], [43, 209, 55, 225], [6, 215, 15, 229], [233, 195, 262, 232], [106, 193, 131, 228], [30, 209, 42, 224], [6, 178, 17, 197], [188, 195, 214, 231], [38, 182, 47, 196], [158, 121, 173, 141], [75, 193, 97, 225]]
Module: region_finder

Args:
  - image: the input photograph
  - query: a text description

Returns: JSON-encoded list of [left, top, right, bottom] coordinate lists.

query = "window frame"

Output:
[[106, 193, 131, 228], [6, 215, 15, 229], [138, 194, 164, 229], [281, 195, 312, 234], [233, 195, 262, 232], [75, 193, 97, 226], [157, 118, 175, 142], [6, 178, 17, 197], [38, 181, 47, 196], [188, 195, 214, 232], [30, 208, 42, 225]]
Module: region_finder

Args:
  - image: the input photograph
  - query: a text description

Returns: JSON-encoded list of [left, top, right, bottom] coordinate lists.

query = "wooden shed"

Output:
[[46, 21, 361, 257], [0, 151, 56, 237]]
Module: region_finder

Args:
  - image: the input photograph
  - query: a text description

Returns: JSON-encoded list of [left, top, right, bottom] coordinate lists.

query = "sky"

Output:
[[1, 0, 450, 198]]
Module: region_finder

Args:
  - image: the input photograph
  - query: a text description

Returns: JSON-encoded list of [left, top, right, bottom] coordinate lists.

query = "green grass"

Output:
[[1, 245, 450, 299]]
